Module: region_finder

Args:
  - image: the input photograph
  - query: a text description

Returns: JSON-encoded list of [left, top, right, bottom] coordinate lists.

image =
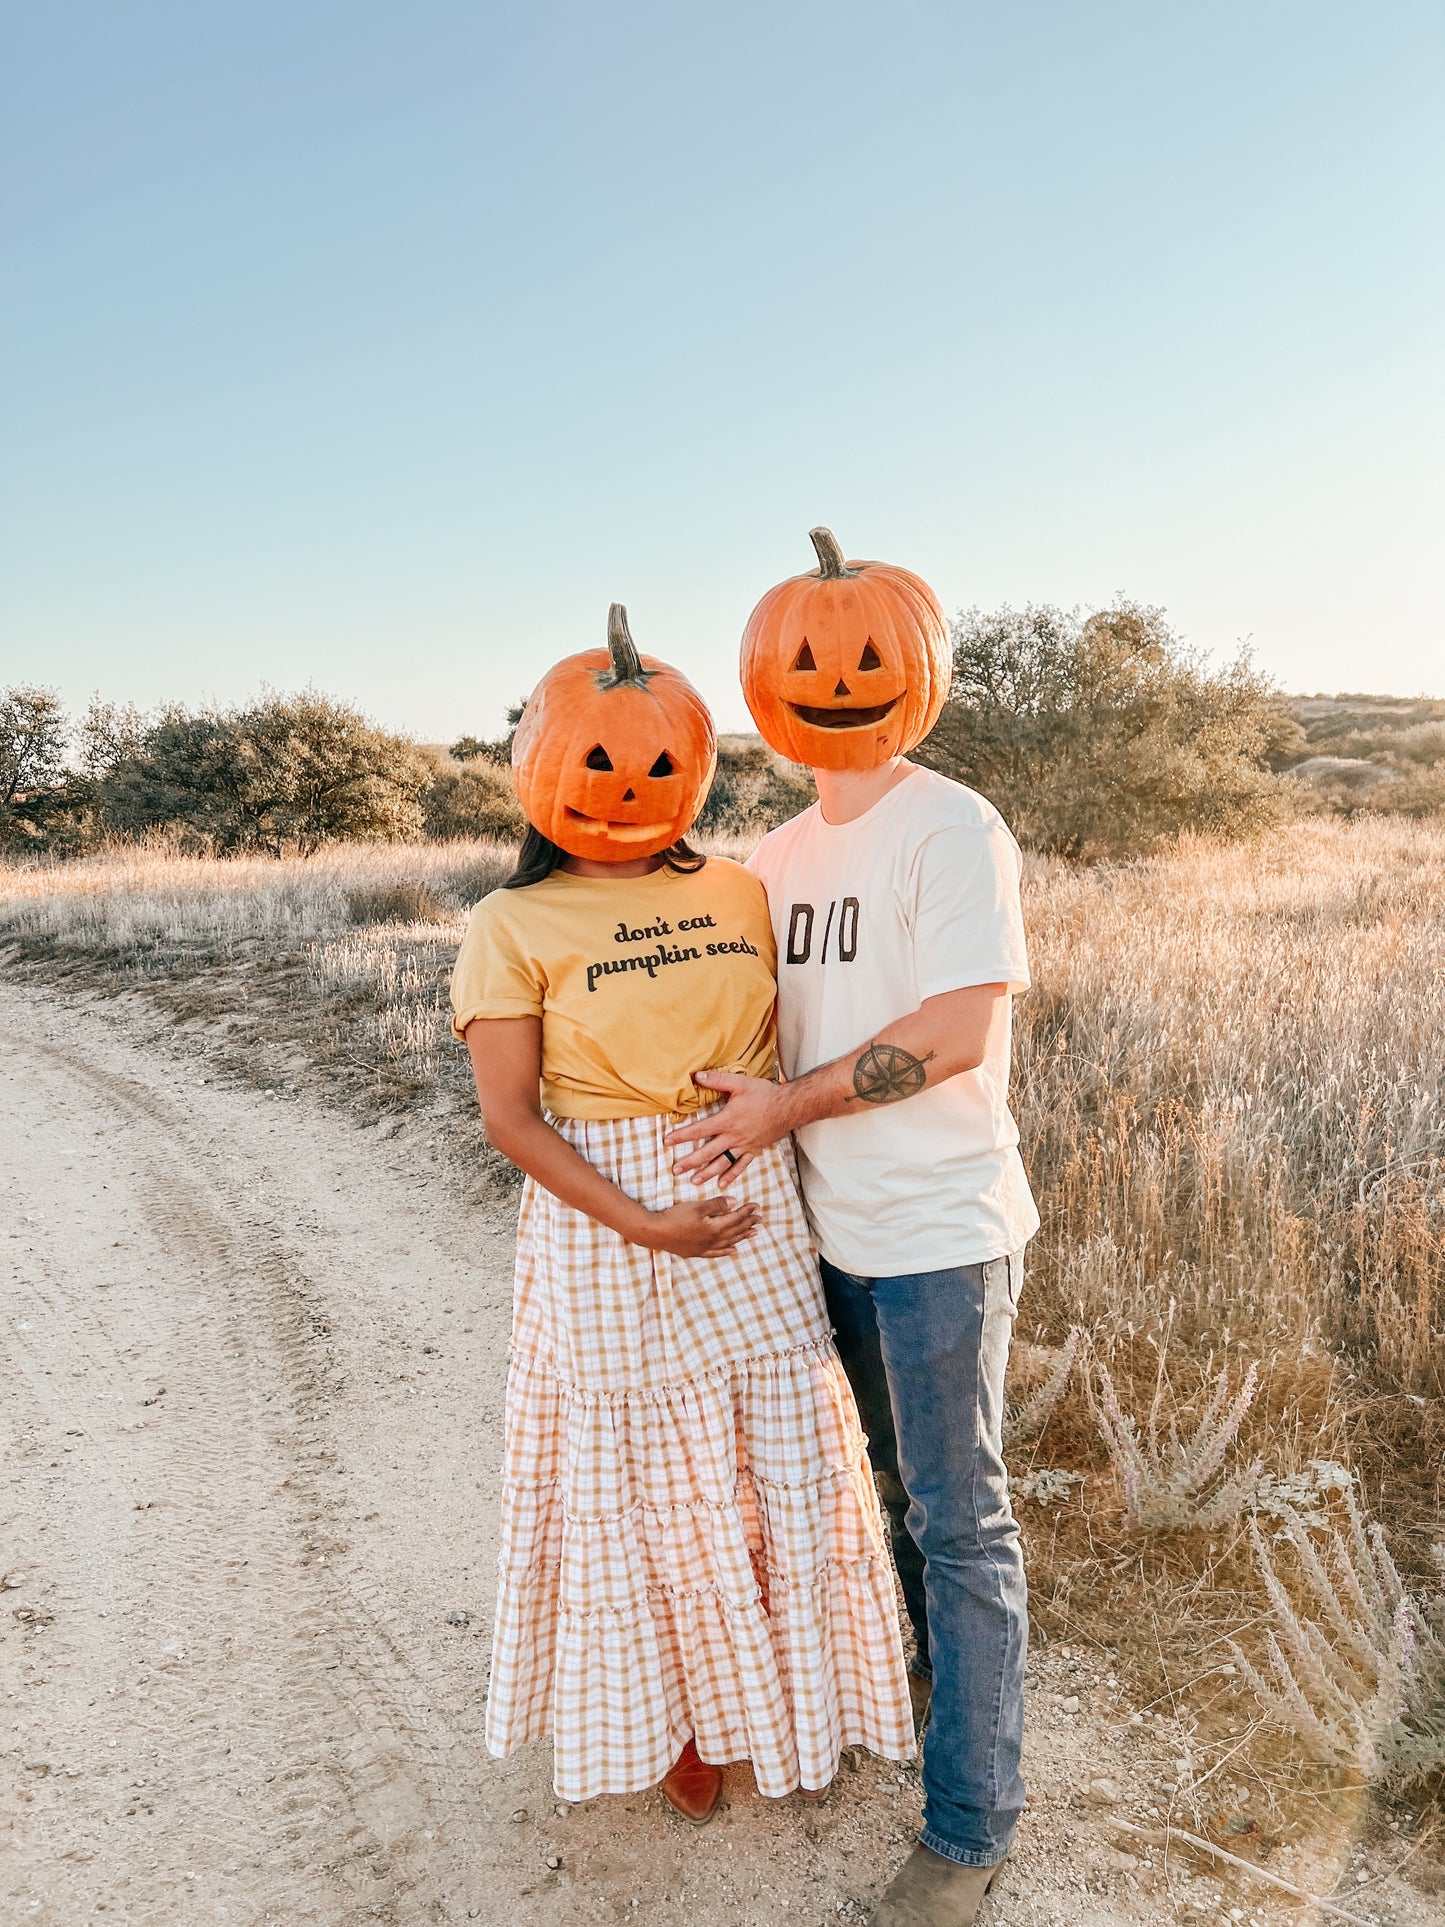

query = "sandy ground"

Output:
[[3, 977, 1434, 1927]]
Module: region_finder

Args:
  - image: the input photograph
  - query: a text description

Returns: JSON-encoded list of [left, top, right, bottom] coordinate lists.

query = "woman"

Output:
[[451, 607, 913, 1821]]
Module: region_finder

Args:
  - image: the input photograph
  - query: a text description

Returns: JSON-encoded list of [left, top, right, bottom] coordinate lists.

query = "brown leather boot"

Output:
[[870, 1844, 1005, 1925], [659, 1738, 723, 1825]]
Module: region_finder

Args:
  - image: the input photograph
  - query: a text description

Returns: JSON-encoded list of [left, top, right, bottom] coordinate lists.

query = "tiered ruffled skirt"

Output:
[[484, 1111, 915, 1801]]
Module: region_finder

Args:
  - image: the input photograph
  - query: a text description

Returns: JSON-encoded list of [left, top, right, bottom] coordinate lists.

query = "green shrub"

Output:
[[913, 601, 1300, 858], [420, 759, 525, 840], [92, 691, 431, 853]]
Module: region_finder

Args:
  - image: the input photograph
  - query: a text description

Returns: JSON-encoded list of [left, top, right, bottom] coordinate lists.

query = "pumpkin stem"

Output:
[[606, 603, 647, 684], [808, 527, 852, 579]]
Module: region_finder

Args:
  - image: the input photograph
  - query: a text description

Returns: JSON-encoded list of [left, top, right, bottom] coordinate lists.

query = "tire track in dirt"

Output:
[[2, 1005, 470, 1923]]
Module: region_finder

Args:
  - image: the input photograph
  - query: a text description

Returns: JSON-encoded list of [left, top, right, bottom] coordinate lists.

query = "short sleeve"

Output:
[[449, 898, 544, 1040], [744, 818, 795, 899], [910, 821, 1030, 1001]]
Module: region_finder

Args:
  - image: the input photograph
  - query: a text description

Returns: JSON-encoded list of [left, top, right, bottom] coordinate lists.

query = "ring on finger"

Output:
[[722, 1149, 738, 1167]]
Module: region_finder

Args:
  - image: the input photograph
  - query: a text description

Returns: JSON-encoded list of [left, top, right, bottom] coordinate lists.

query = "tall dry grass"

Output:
[[997, 817, 1445, 1844], [3, 820, 1440, 1396], [1017, 817, 1445, 1403], [0, 839, 513, 1101], [0, 837, 513, 956], [0, 836, 755, 1098]]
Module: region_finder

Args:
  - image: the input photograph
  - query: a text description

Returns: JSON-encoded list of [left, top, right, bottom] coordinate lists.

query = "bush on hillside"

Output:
[[91, 692, 431, 854], [694, 741, 815, 838], [1291, 693, 1445, 756], [449, 702, 525, 769], [913, 600, 1300, 858], [421, 757, 526, 839], [1294, 763, 1445, 819], [1274, 697, 1445, 818]]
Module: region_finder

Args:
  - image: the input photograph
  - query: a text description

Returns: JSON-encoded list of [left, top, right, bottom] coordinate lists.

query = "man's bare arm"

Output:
[[666, 983, 1009, 1186]]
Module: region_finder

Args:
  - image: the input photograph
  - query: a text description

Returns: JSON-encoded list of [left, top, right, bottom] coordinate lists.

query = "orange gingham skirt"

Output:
[[485, 1110, 915, 1802]]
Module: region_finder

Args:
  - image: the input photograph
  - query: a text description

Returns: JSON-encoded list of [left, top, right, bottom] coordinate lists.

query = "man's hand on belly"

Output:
[[666, 1071, 800, 1188], [667, 983, 1010, 1188]]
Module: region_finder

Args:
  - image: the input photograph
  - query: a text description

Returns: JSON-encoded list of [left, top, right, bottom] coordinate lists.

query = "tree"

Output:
[[238, 692, 430, 848], [912, 601, 1299, 858], [0, 686, 69, 844], [95, 692, 431, 853], [78, 698, 147, 782]]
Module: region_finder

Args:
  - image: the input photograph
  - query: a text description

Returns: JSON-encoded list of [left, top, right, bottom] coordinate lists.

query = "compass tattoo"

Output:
[[847, 1041, 935, 1105]]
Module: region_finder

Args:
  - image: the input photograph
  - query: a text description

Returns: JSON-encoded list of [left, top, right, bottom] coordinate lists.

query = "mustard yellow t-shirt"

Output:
[[449, 858, 778, 1118]]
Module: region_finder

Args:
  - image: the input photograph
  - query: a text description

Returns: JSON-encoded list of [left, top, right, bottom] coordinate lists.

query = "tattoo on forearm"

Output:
[[847, 1041, 936, 1105]]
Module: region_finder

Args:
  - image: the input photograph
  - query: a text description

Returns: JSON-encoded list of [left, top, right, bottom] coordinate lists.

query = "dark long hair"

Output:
[[503, 824, 706, 890]]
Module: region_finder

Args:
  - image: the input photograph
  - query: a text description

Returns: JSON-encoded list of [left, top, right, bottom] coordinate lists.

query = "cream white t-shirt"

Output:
[[746, 763, 1039, 1275]]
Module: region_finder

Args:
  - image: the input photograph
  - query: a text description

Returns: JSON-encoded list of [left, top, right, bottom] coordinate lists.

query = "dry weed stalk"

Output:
[[1092, 1345, 1263, 1531], [1231, 1493, 1445, 1784], [1002, 1325, 1085, 1449], [310, 926, 461, 1086]]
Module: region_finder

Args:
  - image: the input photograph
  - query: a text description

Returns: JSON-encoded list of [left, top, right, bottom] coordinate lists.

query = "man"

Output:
[[668, 530, 1038, 1927]]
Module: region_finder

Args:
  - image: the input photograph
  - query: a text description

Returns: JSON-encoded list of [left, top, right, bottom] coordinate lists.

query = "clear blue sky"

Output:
[[3, 1, 1441, 738]]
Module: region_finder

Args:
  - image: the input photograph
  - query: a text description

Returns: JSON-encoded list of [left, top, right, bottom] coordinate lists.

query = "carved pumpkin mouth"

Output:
[[563, 807, 670, 842], [784, 696, 902, 730]]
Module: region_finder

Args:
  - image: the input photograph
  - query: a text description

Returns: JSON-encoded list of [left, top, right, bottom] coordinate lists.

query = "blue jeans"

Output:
[[820, 1253, 1028, 1867]]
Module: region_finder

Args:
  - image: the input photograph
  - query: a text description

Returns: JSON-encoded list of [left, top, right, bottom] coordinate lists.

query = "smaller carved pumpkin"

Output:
[[511, 605, 716, 861], [740, 528, 950, 771]]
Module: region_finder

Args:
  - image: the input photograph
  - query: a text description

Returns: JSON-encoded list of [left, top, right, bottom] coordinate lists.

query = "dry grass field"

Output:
[[1007, 818, 1445, 1866], [4, 814, 1443, 1900]]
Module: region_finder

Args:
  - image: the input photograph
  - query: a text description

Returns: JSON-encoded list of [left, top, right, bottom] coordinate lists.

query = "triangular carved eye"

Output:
[[858, 640, 883, 671], [792, 640, 817, 672], [585, 744, 613, 771], [648, 751, 674, 778]]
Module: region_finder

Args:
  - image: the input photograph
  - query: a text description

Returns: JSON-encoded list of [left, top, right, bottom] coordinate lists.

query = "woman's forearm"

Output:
[[464, 1018, 759, 1260], [487, 1109, 657, 1246]]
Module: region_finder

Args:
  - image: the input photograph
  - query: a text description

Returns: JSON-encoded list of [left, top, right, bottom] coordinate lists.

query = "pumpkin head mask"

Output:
[[740, 527, 950, 771], [511, 605, 717, 862]]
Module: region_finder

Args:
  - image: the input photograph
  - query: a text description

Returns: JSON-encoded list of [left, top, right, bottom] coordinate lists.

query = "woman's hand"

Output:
[[634, 1195, 760, 1257], [464, 1019, 760, 1258]]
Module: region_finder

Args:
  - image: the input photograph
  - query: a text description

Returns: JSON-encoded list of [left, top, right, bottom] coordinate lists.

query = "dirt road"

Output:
[[4, 978, 1364, 1926]]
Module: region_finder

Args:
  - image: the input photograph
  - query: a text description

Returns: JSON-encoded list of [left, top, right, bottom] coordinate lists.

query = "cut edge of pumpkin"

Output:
[[561, 808, 676, 842], [783, 696, 902, 730]]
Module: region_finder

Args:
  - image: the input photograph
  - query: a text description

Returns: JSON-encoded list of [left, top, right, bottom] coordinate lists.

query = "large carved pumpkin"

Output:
[[740, 528, 950, 771], [511, 605, 716, 861]]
